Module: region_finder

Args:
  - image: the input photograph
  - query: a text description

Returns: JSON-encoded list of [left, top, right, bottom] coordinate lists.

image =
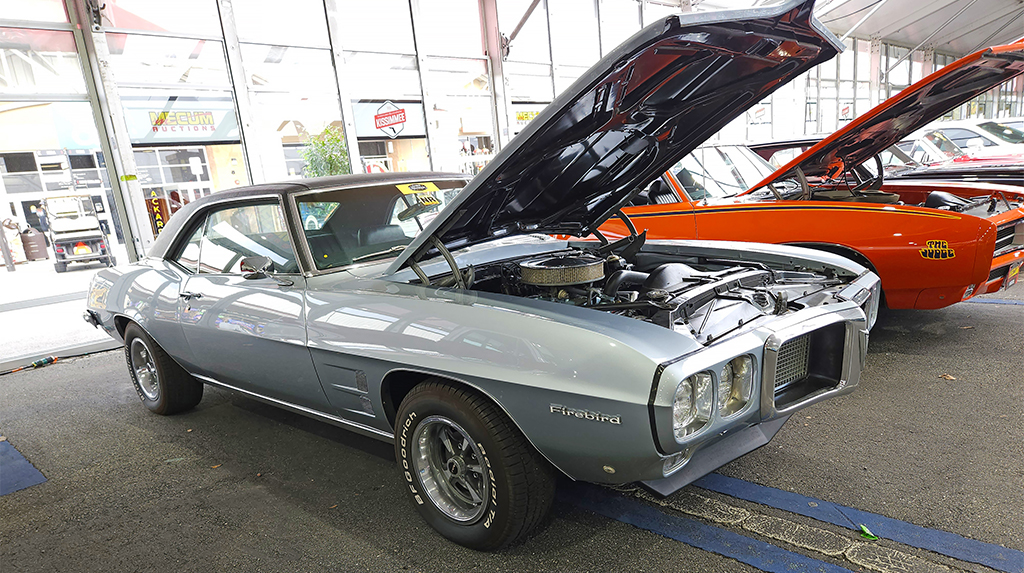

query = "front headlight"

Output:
[[674, 372, 713, 440], [719, 356, 754, 417], [865, 281, 881, 330]]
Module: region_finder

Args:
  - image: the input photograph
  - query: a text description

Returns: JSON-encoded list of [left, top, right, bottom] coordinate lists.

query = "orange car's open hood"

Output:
[[748, 42, 1024, 192]]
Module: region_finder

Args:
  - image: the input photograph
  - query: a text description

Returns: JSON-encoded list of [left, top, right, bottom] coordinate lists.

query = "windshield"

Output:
[[861, 145, 921, 177], [46, 196, 96, 218], [672, 146, 776, 199], [296, 180, 466, 271], [978, 121, 1024, 144], [923, 131, 964, 160]]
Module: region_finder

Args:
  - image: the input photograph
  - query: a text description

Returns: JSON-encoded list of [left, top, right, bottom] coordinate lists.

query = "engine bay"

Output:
[[421, 244, 848, 345]]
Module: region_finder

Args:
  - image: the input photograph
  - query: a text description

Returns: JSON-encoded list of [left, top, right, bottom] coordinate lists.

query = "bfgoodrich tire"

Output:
[[395, 381, 556, 550], [123, 323, 203, 415]]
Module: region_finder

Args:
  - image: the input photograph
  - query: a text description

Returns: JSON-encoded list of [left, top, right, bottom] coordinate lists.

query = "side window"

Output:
[[173, 219, 206, 273], [198, 203, 299, 274], [940, 128, 977, 148]]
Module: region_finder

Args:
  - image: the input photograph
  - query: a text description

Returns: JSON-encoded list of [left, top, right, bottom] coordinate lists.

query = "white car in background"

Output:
[[926, 119, 1024, 155]]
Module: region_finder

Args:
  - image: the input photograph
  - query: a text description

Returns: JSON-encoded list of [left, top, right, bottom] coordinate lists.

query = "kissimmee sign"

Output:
[[123, 95, 239, 145]]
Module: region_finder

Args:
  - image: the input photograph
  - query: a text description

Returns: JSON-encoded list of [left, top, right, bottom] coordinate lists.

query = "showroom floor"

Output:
[[1, 294, 1021, 573]]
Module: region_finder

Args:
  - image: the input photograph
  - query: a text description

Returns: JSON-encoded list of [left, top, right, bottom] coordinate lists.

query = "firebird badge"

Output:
[[920, 240, 956, 260], [550, 404, 621, 425]]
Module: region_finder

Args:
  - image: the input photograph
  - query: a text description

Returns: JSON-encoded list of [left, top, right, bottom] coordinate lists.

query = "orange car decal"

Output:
[[919, 240, 956, 260], [627, 204, 963, 220]]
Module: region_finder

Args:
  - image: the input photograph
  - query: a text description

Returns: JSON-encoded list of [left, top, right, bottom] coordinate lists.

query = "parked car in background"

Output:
[[751, 137, 1024, 187], [83, 0, 881, 550], [898, 126, 1024, 165], [44, 195, 116, 273], [604, 42, 1024, 309], [926, 118, 1024, 155]]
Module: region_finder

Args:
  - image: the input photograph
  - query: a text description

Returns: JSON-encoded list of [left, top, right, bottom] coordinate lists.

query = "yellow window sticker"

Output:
[[919, 240, 956, 260], [397, 182, 439, 195]]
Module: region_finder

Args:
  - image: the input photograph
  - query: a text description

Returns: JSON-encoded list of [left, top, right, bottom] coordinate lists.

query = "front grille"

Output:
[[769, 322, 846, 410], [989, 267, 1007, 282], [775, 334, 810, 391], [994, 220, 1023, 256]]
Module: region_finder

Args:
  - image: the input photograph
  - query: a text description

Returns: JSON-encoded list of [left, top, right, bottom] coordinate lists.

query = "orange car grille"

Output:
[[995, 219, 1023, 256]]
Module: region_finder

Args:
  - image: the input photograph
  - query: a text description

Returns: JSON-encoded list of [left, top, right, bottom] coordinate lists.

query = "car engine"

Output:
[[462, 247, 848, 345]]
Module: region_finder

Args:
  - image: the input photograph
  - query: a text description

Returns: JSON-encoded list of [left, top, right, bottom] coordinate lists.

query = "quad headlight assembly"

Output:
[[672, 355, 756, 442]]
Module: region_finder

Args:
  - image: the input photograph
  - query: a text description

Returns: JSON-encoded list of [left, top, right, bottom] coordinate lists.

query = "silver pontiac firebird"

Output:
[[84, 0, 879, 549]]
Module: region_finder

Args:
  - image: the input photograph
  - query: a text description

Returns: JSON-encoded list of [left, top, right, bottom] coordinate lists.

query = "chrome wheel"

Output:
[[412, 416, 490, 523], [129, 338, 159, 401]]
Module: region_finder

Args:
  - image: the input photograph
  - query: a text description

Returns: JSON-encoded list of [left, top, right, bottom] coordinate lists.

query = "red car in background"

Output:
[[602, 43, 1024, 309]]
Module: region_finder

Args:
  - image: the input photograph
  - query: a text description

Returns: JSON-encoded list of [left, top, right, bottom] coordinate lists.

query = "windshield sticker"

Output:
[[397, 182, 440, 195], [920, 240, 956, 260]]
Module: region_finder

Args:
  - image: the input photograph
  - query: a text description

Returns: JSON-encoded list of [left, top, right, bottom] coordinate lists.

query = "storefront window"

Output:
[[240, 44, 337, 92], [424, 57, 495, 174], [416, 0, 484, 57], [549, 0, 600, 94], [240, 43, 345, 180], [336, 0, 415, 54], [0, 28, 87, 95], [105, 34, 231, 87], [343, 52, 422, 99], [600, 0, 641, 55], [499, 0, 551, 64], [1, 0, 68, 23], [100, 0, 222, 36], [232, 0, 330, 48], [0, 101, 125, 244]]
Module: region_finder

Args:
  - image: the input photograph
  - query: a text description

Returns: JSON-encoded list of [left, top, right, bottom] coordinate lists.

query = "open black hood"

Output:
[[391, 0, 840, 272], [753, 42, 1024, 188]]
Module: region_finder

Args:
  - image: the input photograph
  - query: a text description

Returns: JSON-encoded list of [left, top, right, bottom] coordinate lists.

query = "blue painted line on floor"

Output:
[[0, 441, 47, 496], [561, 482, 855, 573], [694, 473, 1023, 573], [965, 298, 1024, 306]]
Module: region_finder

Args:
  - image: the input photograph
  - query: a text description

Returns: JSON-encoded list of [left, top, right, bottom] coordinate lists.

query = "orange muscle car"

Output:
[[602, 43, 1024, 309]]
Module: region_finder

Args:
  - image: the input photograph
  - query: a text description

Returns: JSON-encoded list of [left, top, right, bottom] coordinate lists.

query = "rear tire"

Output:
[[395, 381, 555, 550], [123, 323, 203, 415], [106, 256, 117, 267], [54, 261, 66, 273]]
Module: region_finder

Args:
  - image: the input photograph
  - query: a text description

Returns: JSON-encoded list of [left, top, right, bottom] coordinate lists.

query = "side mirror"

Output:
[[965, 137, 985, 150], [240, 255, 273, 279]]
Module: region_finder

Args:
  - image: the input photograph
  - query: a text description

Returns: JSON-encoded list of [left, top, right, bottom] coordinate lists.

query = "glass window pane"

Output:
[[416, 0, 484, 56], [0, 28, 86, 95], [856, 39, 870, 81], [174, 218, 205, 272], [200, 203, 298, 274], [0, 0, 68, 22], [601, 0, 641, 54], [297, 179, 466, 270], [505, 61, 553, 103], [249, 92, 345, 181], [424, 57, 495, 174], [336, 0, 415, 54], [106, 34, 230, 87], [550, 0, 599, 66], [120, 89, 239, 145], [343, 52, 421, 100], [100, 0, 221, 36], [839, 48, 854, 81], [240, 44, 337, 92], [555, 64, 590, 95], [233, 0, 329, 48], [499, 0, 551, 64]]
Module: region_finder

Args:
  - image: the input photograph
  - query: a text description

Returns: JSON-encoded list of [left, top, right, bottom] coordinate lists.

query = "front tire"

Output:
[[395, 381, 555, 550], [123, 323, 203, 415]]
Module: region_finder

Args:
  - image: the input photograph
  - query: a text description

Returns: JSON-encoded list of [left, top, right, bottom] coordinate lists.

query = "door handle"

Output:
[[179, 291, 203, 301]]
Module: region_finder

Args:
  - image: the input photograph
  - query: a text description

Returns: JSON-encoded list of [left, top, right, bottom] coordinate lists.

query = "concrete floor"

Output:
[[0, 296, 1021, 572]]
